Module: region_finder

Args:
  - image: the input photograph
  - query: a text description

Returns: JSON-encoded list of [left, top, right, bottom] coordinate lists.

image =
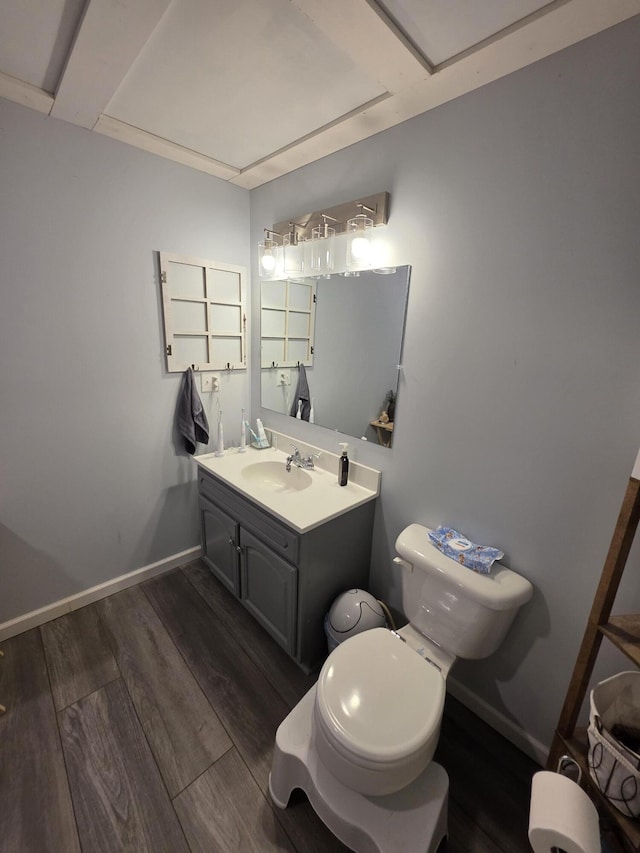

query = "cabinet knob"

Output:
[[228, 538, 234, 545], [236, 545, 243, 554]]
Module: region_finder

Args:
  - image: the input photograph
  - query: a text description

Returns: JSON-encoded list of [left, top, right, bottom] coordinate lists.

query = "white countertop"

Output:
[[195, 443, 380, 533]]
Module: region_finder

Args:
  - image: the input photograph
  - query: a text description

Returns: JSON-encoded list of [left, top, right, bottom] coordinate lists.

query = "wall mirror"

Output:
[[260, 266, 410, 447]]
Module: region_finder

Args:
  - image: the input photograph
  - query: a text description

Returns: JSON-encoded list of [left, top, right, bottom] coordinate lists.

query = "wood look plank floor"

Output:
[[174, 747, 296, 853], [41, 602, 120, 710], [0, 560, 541, 852], [98, 585, 232, 797], [60, 678, 189, 852], [143, 569, 291, 794], [0, 629, 80, 853]]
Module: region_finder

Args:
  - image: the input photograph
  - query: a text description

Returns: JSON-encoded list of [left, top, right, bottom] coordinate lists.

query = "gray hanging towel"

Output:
[[290, 363, 311, 421], [176, 367, 209, 454]]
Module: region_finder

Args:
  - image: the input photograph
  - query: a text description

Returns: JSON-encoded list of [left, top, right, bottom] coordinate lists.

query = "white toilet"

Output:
[[311, 523, 534, 797], [269, 523, 533, 852]]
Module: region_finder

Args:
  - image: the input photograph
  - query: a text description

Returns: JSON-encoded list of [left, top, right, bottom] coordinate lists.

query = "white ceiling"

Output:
[[1, 0, 638, 189]]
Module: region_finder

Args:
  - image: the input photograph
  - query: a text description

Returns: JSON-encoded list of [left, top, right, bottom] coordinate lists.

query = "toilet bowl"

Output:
[[312, 627, 446, 796], [311, 523, 533, 797]]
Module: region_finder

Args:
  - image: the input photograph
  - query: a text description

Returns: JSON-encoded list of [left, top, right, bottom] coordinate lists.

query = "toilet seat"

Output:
[[315, 628, 445, 767]]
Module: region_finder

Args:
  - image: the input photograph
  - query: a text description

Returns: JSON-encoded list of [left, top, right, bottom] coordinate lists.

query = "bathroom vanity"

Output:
[[195, 436, 380, 673]]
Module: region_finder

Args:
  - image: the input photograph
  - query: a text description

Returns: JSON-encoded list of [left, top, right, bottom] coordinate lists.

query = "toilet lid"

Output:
[[316, 628, 445, 763]]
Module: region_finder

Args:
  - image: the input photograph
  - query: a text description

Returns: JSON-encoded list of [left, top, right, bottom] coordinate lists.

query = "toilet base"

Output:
[[269, 686, 449, 853]]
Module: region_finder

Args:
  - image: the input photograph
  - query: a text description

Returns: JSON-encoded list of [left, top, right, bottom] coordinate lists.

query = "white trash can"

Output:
[[324, 589, 387, 653]]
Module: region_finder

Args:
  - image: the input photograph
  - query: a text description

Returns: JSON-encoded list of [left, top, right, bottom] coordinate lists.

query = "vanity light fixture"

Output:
[[258, 192, 390, 279]]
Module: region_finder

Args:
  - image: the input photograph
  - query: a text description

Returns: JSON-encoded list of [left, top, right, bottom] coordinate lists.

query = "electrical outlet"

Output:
[[201, 373, 220, 393]]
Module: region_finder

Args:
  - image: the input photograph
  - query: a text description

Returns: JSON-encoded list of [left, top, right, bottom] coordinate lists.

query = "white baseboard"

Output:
[[447, 676, 549, 767], [0, 546, 202, 642]]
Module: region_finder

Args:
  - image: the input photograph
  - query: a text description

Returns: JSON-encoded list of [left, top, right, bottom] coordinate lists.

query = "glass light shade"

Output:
[[310, 224, 336, 276], [258, 238, 278, 280], [283, 233, 304, 277], [346, 213, 374, 271]]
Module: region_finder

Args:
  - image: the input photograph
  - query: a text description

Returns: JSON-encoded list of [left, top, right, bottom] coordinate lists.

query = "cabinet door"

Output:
[[240, 528, 297, 655], [200, 496, 239, 595]]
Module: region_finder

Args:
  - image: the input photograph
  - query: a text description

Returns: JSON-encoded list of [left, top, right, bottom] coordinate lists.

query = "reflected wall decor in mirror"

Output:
[[261, 266, 410, 447]]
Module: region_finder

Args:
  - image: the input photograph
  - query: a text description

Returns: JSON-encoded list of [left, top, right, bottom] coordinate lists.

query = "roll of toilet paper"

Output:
[[528, 771, 600, 853]]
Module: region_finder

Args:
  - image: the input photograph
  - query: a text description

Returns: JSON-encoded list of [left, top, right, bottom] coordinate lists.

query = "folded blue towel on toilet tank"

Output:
[[428, 526, 504, 574]]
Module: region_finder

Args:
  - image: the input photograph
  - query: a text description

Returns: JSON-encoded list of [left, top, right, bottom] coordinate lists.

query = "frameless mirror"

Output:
[[260, 266, 410, 448]]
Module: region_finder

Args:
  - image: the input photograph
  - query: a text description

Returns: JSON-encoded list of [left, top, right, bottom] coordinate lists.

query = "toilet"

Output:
[[269, 523, 533, 852]]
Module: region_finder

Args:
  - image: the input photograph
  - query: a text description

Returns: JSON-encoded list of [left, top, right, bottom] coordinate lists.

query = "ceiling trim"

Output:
[[290, 0, 432, 92], [0, 71, 53, 115], [236, 92, 392, 184], [364, 0, 435, 72], [232, 0, 640, 189], [51, 0, 173, 129], [433, 0, 617, 72], [94, 115, 240, 181]]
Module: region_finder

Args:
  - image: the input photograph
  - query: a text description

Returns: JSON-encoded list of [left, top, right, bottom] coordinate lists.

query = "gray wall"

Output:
[[251, 17, 640, 758], [0, 99, 250, 623]]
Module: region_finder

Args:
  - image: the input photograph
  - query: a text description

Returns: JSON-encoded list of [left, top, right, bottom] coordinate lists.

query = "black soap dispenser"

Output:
[[338, 442, 349, 486]]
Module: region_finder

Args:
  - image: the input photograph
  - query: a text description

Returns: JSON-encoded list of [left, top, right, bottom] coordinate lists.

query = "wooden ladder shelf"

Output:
[[547, 450, 640, 852]]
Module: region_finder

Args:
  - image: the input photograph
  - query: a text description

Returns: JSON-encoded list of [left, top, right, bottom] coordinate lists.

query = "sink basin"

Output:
[[241, 460, 313, 493]]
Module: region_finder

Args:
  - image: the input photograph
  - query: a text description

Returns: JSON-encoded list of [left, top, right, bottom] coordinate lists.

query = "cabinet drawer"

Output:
[[198, 470, 299, 563]]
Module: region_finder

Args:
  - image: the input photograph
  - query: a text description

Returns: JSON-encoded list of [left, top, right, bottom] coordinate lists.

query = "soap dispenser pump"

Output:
[[338, 443, 349, 487]]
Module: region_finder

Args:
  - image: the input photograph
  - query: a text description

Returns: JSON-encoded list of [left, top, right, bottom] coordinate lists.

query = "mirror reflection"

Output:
[[260, 266, 410, 447]]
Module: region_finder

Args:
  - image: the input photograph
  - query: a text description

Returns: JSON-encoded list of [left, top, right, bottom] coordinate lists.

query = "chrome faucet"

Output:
[[286, 444, 319, 471]]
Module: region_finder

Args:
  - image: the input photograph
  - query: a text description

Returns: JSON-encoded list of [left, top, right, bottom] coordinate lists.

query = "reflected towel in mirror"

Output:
[[290, 364, 311, 421]]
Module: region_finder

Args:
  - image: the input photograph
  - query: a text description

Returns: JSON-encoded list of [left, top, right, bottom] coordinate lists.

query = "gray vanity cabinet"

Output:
[[197, 466, 375, 673]]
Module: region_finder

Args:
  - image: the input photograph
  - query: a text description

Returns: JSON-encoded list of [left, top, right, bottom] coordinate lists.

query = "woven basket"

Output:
[[588, 671, 640, 819]]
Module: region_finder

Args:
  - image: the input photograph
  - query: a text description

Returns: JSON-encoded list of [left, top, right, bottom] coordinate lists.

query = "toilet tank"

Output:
[[395, 524, 533, 660]]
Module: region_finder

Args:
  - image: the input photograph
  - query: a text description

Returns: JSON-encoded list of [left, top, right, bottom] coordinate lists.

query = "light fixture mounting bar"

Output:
[[272, 192, 389, 242]]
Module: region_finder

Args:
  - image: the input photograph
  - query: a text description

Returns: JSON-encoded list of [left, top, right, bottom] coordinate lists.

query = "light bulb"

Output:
[[258, 237, 279, 279], [346, 212, 374, 272], [261, 253, 276, 272], [350, 235, 370, 261]]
